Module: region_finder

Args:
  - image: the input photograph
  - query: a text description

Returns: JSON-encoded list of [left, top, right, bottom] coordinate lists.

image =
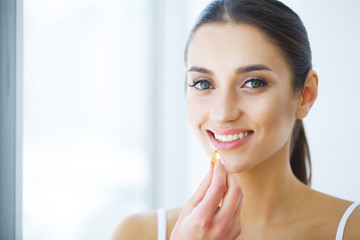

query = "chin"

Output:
[[216, 153, 252, 173], [223, 160, 250, 174]]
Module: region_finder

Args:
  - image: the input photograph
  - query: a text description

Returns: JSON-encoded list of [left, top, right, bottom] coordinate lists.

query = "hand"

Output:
[[170, 160, 243, 240]]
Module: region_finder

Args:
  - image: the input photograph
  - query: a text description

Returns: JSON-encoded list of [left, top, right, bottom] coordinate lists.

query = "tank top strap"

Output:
[[157, 208, 167, 240], [335, 202, 360, 240]]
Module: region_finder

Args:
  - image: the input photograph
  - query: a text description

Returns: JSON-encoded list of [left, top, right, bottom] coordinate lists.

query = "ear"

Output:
[[296, 70, 319, 119]]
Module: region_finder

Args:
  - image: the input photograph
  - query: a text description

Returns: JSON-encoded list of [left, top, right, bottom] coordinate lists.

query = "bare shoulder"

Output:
[[303, 188, 360, 239], [112, 210, 158, 240], [343, 202, 360, 240]]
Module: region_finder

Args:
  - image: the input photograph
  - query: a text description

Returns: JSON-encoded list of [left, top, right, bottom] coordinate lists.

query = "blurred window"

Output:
[[23, 0, 151, 239]]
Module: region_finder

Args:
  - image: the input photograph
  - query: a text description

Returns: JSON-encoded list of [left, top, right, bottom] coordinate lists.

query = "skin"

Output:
[[113, 23, 360, 240]]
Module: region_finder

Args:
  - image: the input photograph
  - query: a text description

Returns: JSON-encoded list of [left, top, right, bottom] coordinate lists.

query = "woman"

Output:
[[113, 0, 360, 239]]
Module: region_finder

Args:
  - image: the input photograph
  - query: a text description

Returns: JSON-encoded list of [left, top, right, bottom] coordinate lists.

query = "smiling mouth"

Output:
[[212, 131, 254, 142], [207, 130, 254, 150]]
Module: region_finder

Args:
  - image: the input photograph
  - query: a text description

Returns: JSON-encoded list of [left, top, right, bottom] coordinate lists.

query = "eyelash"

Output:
[[188, 79, 213, 90], [242, 77, 268, 89]]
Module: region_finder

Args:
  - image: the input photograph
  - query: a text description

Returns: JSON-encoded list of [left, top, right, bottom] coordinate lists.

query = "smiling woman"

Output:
[[113, 0, 360, 239]]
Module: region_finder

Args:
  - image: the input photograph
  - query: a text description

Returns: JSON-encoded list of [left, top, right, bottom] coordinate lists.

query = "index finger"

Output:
[[192, 160, 227, 220]]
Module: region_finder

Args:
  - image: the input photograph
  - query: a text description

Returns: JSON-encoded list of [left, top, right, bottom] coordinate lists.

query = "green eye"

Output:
[[251, 79, 262, 88], [194, 80, 211, 90], [244, 78, 267, 89]]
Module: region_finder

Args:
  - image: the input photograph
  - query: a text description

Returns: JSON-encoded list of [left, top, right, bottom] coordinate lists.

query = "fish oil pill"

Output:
[[212, 150, 221, 164]]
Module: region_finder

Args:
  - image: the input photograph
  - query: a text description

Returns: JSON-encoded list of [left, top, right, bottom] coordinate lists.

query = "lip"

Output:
[[211, 128, 251, 135], [207, 129, 254, 151]]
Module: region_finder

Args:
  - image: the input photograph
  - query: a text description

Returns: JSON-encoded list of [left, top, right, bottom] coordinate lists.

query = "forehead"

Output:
[[187, 23, 290, 77]]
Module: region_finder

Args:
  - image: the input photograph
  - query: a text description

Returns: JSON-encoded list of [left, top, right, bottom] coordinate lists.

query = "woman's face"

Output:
[[186, 23, 300, 173]]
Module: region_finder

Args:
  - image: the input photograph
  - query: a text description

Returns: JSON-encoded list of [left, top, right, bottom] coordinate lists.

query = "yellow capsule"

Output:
[[212, 150, 221, 164]]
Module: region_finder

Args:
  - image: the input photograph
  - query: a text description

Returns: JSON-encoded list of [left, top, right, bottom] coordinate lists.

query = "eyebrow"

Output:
[[187, 66, 214, 75], [187, 64, 273, 75], [235, 64, 273, 74]]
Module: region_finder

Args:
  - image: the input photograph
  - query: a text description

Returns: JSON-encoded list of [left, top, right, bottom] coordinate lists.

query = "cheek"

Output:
[[186, 95, 207, 132], [245, 93, 296, 144], [187, 95, 214, 154]]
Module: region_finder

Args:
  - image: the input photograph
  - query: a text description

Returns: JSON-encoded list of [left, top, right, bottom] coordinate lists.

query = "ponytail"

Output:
[[290, 119, 311, 186]]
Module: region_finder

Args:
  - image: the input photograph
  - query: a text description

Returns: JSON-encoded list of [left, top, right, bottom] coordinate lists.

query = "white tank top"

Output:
[[157, 208, 167, 240], [335, 202, 360, 240], [157, 202, 360, 240]]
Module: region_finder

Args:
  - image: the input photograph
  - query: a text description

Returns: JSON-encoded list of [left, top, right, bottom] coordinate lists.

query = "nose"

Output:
[[210, 89, 241, 124]]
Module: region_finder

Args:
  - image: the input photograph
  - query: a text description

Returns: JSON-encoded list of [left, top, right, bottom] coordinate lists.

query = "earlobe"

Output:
[[296, 70, 319, 119]]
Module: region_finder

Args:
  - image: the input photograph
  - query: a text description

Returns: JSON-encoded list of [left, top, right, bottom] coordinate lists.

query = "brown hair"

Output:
[[185, 0, 312, 185]]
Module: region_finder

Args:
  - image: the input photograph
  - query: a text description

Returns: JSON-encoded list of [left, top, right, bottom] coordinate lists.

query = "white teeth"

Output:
[[233, 134, 239, 140], [239, 132, 244, 139], [214, 131, 252, 142]]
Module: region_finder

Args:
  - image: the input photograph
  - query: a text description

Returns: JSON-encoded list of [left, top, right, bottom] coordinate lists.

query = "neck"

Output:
[[233, 142, 309, 228]]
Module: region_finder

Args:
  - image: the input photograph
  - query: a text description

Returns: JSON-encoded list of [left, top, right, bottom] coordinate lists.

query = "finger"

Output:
[[182, 162, 214, 215], [227, 190, 243, 239], [215, 173, 242, 221], [209, 173, 242, 238], [192, 160, 227, 220]]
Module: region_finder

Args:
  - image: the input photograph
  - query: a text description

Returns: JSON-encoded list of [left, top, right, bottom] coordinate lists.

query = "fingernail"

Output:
[[211, 150, 221, 164]]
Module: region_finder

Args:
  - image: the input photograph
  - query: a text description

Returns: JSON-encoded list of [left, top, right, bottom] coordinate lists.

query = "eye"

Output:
[[189, 80, 213, 90], [243, 78, 267, 89]]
